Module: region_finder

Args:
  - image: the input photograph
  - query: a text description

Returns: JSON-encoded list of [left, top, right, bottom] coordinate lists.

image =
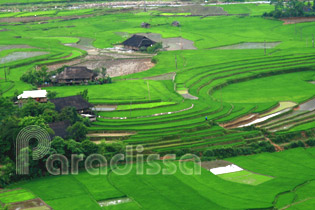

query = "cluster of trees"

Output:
[[21, 66, 51, 86], [93, 67, 112, 84], [264, 0, 315, 18], [284, 139, 315, 149], [140, 42, 163, 54], [0, 97, 123, 187], [271, 129, 315, 144]]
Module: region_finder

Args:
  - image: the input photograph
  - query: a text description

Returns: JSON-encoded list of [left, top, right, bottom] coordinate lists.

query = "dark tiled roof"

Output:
[[172, 21, 180, 26], [50, 95, 94, 112], [121, 35, 156, 48], [49, 120, 71, 139], [56, 66, 97, 80], [141, 22, 150, 28]]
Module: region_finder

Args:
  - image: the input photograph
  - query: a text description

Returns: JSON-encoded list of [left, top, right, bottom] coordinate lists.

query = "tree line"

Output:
[[0, 97, 124, 187], [264, 0, 315, 18]]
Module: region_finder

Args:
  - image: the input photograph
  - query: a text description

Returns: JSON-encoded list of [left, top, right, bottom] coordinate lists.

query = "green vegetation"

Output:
[[5, 148, 315, 210], [0, 189, 36, 204], [213, 71, 315, 105], [34, 37, 80, 44], [264, 0, 315, 17], [217, 170, 273, 186], [45, 80, 181, 104], [117, 102, 177, 111]]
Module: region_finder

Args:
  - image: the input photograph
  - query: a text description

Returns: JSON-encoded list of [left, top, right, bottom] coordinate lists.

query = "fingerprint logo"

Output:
[[16, 125, 51, 175]]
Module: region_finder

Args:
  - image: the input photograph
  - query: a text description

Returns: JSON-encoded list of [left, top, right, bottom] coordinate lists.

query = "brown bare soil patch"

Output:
[[92, 140, 117, 144], [8, 198, 52, 210], [60, 41, 155, 77], [77, 58, 155, 77], [46, 58, 84, 71], [201, 160, 233, 170], [265, 136, 283, 152], [281, 17, 315, 24]]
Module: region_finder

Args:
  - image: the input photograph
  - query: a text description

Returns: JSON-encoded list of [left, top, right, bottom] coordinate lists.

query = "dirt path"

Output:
[[265, 136, 283, 152], [280, 197, 315, 210], [281, 17, 315, 24], [46, 58, 84, 71]]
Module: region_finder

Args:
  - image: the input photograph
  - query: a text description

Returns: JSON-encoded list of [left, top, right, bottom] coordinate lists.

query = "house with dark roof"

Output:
[[49, 121, 71, 139], [50, 95, 94, 114], [54, 66, 97, 84], [121, 35, 156, 51], [141, 22, 150, 28], [172, 21, 180, 27]]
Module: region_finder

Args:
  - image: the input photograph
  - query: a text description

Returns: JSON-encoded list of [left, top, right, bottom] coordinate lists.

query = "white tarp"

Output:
[[238, 108, 291, 127], [210, 164, 243, 175], [17, 90, 47, 99]]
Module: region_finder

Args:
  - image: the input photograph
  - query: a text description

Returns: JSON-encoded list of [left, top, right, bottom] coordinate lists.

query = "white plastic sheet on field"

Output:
[[238, 108, 291, 127], [210, 164, 243, 175]]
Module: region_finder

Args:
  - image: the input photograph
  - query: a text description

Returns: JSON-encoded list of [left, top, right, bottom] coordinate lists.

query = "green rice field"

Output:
[[5, 148, 315, 210]]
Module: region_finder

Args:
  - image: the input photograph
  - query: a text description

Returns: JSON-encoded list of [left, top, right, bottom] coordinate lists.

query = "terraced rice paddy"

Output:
[[1, 3, 315, 209], [2, 4, 314, 150], [217, 170, 273, 185], [213, 42, 281, 50], [0, 51, 49, 64]]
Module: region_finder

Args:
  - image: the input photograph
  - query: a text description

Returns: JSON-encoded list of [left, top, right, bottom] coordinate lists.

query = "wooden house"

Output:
[[17, 90, 48, 104], [49, 121, 71, 139], [121, 35, 156, 51], [50, 95, 94, 114], [54, 66, 97, 84]]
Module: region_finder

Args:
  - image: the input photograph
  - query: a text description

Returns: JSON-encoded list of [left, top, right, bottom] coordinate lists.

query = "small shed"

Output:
[[121, 35, 156, 51], [172, 21, 180, 27], [50, 95, 94, 114], [17, 90, 47, 103], [141, 22, 151, 28], [54, 66, 97, 84]]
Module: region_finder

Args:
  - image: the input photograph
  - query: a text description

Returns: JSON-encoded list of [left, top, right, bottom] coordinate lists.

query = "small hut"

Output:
[[172, 21, 180, 27], [141, 22, 151, 28]]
